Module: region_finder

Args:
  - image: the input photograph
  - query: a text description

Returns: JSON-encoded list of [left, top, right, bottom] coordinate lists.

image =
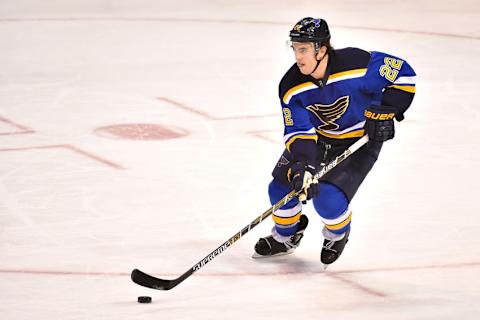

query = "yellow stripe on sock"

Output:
[[325, 212, 352, 231], [273, 212, 301, 225]]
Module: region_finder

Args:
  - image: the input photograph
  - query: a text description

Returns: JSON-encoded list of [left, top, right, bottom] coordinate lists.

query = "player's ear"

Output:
[[317, 45, 327, 58]]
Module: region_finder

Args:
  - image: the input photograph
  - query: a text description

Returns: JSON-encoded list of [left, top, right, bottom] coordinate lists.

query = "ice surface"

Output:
[[1, 1, 479, 319]]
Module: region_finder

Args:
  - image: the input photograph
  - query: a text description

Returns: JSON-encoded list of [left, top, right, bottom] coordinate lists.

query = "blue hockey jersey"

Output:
[[279, 47, 416, 160]]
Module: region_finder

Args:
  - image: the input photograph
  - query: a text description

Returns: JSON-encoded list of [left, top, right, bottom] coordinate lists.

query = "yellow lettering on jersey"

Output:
[[283, 107, 294, 126], [364, 110, 395, 120], [385, 57, 403, 70], [379, 57, 404, 82]]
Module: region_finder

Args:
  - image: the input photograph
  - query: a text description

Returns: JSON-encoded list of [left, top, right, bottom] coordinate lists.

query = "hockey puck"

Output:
[[137, 296, 152, 304]]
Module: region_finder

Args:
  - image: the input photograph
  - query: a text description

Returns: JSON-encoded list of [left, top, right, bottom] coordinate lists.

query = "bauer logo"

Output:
[[364, 110, 395, 120]]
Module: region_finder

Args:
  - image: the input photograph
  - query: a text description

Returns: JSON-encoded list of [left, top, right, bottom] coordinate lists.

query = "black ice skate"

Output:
[[252, 214, 309, 258], [320, 228, 350, 268]]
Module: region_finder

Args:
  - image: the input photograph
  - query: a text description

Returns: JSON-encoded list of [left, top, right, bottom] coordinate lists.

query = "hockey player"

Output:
[[253, 17, 416, 267]]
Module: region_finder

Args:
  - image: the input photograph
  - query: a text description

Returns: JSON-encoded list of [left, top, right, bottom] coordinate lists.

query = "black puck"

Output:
[[137, 296, 152, 303]]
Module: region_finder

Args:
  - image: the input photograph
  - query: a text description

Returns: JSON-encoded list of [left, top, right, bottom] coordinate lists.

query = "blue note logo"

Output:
[[306, 96, 349, 130], [277, 155, 290, 168]]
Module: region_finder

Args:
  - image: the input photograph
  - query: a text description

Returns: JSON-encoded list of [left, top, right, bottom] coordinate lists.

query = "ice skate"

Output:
[[320, 228, 350, 269], [252, 214, 309, 258]]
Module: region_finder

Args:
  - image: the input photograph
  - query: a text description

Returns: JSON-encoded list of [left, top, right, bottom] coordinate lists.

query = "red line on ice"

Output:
[[247, 130, 282, 144], [158, 97, 215, 119], [157, 97, 277, 121], [327, 273, 387, 297], [0, 261, 477, 278], [0, 144, 125, 170], [0, 17, 478, 40], [0, 116, 35, 135]]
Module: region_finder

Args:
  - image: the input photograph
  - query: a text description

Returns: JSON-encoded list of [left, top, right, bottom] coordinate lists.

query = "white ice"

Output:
[[1, 1, 480, 319]]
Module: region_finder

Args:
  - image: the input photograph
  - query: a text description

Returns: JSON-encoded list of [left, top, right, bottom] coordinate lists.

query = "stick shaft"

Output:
[[131, 135, 369, 290]]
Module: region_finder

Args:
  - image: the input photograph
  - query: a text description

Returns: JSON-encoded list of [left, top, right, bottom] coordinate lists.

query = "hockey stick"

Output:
[[131, 135, 369, 290]]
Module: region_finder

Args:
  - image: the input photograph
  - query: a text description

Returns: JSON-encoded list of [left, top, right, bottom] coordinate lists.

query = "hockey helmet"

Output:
[[289, 17, 330, 43]]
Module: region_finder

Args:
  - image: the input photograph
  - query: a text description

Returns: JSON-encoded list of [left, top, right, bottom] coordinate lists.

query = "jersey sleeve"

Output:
[[363, 51, 416, 120], [281, 94, 317, 164]]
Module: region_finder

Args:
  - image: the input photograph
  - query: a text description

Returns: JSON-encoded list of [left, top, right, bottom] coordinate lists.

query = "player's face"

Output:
[[291, 42, 317, 75]]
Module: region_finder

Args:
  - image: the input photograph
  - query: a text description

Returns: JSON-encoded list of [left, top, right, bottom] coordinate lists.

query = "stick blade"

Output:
[[131, 269, 176, 290]]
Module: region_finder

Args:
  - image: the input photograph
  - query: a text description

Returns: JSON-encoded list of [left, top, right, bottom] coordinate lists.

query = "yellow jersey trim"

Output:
[[285, 134, 318, 151], [282, 82, 316, 104], [282, 69, 368, 104], [316, 129, 365, 139], [327, 68, 368, 83], [388, 85, 416, 93]]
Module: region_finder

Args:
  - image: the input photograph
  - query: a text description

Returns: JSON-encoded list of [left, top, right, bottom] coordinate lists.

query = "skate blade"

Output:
[[319, 263, 329, 271], [251, 250, 294, 259]]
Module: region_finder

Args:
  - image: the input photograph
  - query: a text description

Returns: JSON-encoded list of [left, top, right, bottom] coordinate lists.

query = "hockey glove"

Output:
[[288, 162, 319, 204], [364, 105, 396, 143]]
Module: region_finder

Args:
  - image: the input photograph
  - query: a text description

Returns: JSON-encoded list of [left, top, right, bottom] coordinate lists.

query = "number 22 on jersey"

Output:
[[379, 57, 403, 82], [283, 107, 294, 126]]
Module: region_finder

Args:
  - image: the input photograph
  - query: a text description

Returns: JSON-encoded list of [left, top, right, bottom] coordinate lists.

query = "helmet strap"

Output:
[[309, 46, 325, 76], [310, 58, 322, 76]]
